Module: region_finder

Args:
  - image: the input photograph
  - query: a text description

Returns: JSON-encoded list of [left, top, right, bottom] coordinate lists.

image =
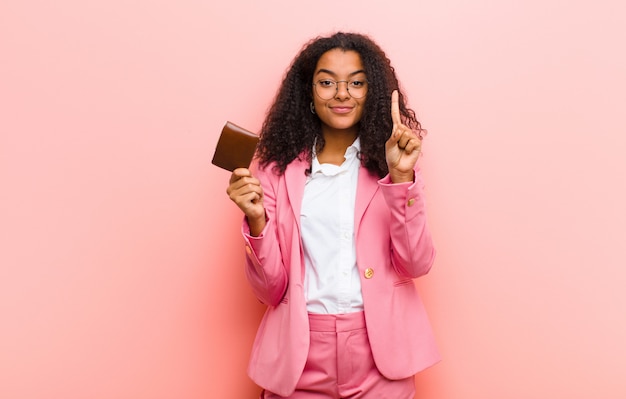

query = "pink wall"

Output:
[[2, 1, 625, 398]]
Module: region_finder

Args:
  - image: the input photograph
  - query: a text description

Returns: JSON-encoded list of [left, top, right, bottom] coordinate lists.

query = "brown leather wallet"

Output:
[[211, 121, 259, 172]]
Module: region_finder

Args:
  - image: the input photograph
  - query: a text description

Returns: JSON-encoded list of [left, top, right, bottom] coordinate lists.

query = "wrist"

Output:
[[247, 213, 267, 237], [389, 170, 415, 184]]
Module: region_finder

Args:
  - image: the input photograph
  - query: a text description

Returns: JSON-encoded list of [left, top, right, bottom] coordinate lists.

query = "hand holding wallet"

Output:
[[211, 121, 259, 172]]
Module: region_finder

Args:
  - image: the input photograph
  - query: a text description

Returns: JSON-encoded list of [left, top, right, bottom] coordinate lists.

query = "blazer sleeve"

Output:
[[240, 165, 288, 306], [378, 166, 436, 279]]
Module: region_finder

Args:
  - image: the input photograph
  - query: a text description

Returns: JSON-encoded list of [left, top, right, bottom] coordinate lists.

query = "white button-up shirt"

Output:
[[301, 138, 363, 314]]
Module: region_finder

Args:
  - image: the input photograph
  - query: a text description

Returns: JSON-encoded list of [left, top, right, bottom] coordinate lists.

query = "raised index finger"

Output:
[[391, 90, 401, 127]]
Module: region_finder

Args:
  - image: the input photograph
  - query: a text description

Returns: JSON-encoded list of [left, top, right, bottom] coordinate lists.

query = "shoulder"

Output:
[[254, 156, 309, 180]]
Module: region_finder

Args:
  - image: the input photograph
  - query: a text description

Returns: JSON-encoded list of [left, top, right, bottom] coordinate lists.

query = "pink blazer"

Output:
[[242, 157, 440, 396]]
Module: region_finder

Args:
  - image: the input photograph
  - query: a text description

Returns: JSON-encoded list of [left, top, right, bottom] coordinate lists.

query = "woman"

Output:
[[226, 32, 439, 398]]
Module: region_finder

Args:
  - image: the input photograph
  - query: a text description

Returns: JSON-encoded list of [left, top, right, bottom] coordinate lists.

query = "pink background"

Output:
[[2, 1, 625, 398]]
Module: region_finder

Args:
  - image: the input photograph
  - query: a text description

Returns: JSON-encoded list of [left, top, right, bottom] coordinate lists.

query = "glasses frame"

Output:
[[312, 78, 368, 100]]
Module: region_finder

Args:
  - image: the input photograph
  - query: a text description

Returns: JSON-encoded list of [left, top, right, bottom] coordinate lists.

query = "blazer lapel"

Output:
[[283, 157, 309, 232], [354, 166, 380, 230]]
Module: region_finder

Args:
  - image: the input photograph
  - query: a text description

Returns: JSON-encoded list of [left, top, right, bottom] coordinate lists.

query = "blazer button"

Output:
[[407, 198, 416, 207], [364, 268, 374, 279]]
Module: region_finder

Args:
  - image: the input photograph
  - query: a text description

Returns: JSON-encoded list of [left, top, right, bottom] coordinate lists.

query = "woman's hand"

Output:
[[226, 168, 266, 236], [385, 90, 422, 183]]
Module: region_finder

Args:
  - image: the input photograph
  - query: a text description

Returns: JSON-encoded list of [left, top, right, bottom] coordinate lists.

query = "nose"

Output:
[[334, 80, 351, 99]]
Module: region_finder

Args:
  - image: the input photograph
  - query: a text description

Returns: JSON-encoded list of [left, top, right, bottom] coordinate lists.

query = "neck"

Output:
[[317, 128, 358, 166]]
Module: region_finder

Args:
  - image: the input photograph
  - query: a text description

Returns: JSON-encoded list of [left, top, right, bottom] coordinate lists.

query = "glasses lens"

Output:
[[314, 80, 336, 100], [347, 80, 367, 99]]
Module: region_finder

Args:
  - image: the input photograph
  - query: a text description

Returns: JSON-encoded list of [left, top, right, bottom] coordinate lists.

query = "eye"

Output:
[[317, 79, 336, 87], [349, 80, 366, 88]]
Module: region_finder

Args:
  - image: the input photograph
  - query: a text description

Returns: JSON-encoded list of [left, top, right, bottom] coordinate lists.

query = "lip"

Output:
[[329, 106, 354, 114]]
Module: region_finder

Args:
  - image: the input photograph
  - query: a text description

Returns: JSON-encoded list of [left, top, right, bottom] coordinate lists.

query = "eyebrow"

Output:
[[315, 68, 366, 77]]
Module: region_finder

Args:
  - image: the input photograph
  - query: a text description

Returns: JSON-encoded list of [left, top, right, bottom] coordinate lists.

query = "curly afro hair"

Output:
[[256, 32, 423, 178]]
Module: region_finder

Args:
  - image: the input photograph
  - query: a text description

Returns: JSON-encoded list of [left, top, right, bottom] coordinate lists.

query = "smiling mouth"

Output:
[[330, 106, 353, 113]]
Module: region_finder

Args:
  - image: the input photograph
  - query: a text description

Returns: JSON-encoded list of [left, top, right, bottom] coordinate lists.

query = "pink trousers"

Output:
[[262, 311, 415, 399]]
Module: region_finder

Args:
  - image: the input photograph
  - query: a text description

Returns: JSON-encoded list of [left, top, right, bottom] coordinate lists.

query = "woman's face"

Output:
[[311, 49, 367, 136]]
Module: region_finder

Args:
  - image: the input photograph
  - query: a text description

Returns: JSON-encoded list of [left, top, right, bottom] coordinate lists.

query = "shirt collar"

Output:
[[311, 137, 361, 176]]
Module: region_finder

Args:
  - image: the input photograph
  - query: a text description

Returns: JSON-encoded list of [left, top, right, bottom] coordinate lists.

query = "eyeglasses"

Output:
[[313, 78, 368, 100]]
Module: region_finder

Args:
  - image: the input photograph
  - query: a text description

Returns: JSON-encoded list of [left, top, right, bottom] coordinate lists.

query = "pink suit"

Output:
[[242, 157, 440, 397]]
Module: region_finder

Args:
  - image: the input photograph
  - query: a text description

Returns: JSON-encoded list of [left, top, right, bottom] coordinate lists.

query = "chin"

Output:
[[326, 119, 360, 130]]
